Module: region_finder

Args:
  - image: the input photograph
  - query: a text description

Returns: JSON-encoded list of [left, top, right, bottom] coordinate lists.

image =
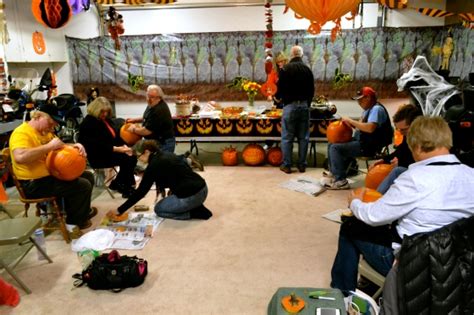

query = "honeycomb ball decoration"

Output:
[[120, 123, 142, 146], [353, 187, 383, 202], [242, 143, 265, 166], [266, 147, 283, 166], [365, 164, 394, 189], [46, 146, 86, 181], [326, 120, 352, 143]]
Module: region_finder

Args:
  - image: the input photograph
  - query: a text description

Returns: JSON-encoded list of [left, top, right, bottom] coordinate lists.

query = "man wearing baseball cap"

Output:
[[8, 104, 97, 239], [323, 86, 393, 189]]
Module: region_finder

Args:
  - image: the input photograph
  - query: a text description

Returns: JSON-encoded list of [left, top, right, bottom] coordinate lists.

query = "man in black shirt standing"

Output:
[[127, 84, 176, 153], [276, 45, 315, 174]]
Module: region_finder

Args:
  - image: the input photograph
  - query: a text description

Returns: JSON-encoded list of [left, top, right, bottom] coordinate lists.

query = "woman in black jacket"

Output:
[[78, 96, 137, 197], [107, 140, 211, 220]]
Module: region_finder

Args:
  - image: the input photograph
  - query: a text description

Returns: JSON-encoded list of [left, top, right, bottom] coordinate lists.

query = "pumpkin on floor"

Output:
[[242, 143, 265, 166], [365, 164, 393, 189], [46, 146, 86, 181], [326, 120, 352, 143], [221, 146, 238, 166], [266, 147, 282, 166], [353, 187, 383, 202], [120, 123, 142, 145]]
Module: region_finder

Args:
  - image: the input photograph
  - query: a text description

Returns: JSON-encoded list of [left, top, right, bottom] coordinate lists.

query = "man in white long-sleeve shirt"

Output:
[[330, 116, 474, 295]]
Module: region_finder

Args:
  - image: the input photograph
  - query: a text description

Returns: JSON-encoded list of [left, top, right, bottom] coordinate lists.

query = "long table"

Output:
[[173, 116, 336, 166]]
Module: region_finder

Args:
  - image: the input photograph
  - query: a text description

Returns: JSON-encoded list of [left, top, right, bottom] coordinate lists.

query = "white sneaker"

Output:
[[325, 179, 350, 190], [320, 177, 335, 186], [322, 170, 335, 178]]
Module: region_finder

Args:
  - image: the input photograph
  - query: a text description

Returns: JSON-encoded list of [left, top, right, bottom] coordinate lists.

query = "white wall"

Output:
[[5, 1, 447, 116]]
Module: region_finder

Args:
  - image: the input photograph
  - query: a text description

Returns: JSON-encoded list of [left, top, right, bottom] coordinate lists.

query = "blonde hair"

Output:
[[275, 52, 288, 64], [30, 110, 48, 120], [407, 116, 452, 153], [87, 96, 112, 119]]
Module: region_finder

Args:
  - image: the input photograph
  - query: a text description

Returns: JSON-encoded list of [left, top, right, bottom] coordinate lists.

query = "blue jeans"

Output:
[[330, 233, 394, 295], [154, 185, 208, 220], [281, 103, 310, 168], [328, 141, 362, 181], [160, 137, 176, 153], [377, 166, 407, 194]]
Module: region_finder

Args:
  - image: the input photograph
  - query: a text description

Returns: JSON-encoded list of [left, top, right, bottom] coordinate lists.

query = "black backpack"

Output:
[[73, 250, 148, 292]]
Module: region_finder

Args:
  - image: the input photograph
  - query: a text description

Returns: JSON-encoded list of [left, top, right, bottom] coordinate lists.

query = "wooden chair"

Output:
[[4, 149, 70, 243], [0, 212, 53, 294]]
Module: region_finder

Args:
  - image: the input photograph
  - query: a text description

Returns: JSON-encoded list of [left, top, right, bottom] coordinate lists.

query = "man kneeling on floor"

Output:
[[107, 140, 212, 220], [329, 116, 474, 299]]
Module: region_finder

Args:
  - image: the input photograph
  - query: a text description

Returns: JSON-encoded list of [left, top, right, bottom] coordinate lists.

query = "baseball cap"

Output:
[[38, 104, 65, 125], [352, 86, 376, 100]]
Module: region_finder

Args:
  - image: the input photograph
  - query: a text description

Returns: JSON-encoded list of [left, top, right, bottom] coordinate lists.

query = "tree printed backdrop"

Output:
[[67, 26, 473, 102]]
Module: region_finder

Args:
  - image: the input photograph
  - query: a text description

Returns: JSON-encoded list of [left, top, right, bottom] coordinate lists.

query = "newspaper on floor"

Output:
[[321, 209, 348, 224], [101, 212, 164, 250], [279, 175, 327, 197]]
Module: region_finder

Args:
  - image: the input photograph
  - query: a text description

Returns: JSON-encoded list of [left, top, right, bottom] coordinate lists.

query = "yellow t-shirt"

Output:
[[9, 122, 54, 180]]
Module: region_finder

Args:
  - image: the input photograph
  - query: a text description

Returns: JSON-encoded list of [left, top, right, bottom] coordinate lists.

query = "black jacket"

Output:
[[276, 57, 314, 106], [397, 215, 474, 315]]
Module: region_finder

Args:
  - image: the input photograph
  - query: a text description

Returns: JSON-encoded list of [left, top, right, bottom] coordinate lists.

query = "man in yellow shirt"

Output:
[[9, 104, 97, 238]]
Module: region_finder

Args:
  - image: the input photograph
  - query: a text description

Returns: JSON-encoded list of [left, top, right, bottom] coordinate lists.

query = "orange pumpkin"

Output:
[[120, 123, 142, 146], [365, 164, 393, 189], [281, 293, 305, 314], [394, 129, 404, 147], [353, 187, 383, 202], [46, 146, 86, 181], [266, 147, 283, 166], [327, 120, 352, 143], [242, 143, 265, 166], [222, 146, 238, 166]]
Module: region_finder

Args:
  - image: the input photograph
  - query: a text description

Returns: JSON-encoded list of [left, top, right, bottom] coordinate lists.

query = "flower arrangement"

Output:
[[227, 76, 262, 105]]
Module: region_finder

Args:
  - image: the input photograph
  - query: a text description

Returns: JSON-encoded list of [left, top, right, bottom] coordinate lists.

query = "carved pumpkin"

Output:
[[281, 293, 305, 314], [176, 119, 193, 135], [365, 164, 393, 189], [221, 146, 238, 166], [236, 119, 253, 135], [266, 147, 283, 166], [120, 123, 142, 146], [327, 120, 352, 143], [242, 143, 265, 166], [353, 187, 383, 202], [276, 121, 282, 134], [256, 119, 273, 135], [216, 119, 233, 134], [32, 0, 73, 29], [318, 120, 328, 135], [394, 129, 403, 147], [196, 119, 213, 134], [32, 31, 46, 55], [46, 146, 86, 181]]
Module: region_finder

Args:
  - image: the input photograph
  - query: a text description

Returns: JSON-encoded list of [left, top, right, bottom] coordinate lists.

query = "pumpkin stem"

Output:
[[289, 293, 299, 306]]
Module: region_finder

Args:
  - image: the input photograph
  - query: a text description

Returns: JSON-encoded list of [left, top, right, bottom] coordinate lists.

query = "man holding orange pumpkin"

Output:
[[9, 104, 97, 239], [324, 86, 393, 189], [330, 116, 474, 298]]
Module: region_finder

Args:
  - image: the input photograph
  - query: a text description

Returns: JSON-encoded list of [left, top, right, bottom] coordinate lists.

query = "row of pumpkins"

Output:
[[222, 144, 283, 167], [46, 123, 140, 181]]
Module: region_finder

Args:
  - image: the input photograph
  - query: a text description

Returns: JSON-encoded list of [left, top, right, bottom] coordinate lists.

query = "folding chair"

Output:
[[0, 212, 53, 294], [358, 258, 385, 300], [4, 149, 70, 243], [92, 167, 118, 199]]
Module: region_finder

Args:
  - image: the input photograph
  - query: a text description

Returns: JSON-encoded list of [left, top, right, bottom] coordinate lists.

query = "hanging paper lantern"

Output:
[[285, 0, 360, 41], [32, 0, 73, 29], [68, 0, 91, 15]]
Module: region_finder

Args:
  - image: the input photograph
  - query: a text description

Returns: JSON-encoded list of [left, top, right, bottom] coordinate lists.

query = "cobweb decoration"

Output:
[[397, 56, 460, 117]]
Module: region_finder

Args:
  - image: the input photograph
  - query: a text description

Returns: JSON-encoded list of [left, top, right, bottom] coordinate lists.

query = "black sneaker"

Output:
[[190, 205, 213, 220]]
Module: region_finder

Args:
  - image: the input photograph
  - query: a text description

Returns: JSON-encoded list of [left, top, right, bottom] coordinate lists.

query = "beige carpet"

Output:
[[0, 165, 367, 315]]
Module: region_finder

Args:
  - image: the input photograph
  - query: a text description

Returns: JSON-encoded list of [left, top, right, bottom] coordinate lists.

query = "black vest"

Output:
[[359, 103, 393, 156]]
